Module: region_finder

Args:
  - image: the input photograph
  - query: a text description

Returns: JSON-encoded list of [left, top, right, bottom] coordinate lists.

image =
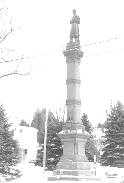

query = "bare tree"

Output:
[[55, 106, 66, 122], [0, 1, 29, 79]]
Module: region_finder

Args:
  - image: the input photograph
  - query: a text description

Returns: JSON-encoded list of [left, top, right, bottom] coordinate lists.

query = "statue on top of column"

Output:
[[70, 9, 80, 42]]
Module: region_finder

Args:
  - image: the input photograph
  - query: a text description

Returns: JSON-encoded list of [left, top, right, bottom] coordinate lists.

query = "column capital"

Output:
[[66, 40, 80, 49], [63, 49, 83, 59]]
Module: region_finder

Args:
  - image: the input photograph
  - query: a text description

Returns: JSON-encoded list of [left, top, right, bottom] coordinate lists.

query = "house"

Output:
[[14, 126, 38, 163]]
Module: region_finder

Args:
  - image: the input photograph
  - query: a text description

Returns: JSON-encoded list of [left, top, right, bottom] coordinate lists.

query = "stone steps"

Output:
[[48, 175, 102, 181]]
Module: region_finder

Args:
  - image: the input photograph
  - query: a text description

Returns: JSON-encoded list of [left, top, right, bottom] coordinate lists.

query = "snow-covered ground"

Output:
[[9, 163, 46, 183], [4, 163, 124, 183]]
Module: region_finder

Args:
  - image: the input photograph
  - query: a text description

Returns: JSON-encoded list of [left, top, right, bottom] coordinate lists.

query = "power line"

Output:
[[82, 36, 122, 47], [84, 47, 124, 58], [1, 35, 122, 62]]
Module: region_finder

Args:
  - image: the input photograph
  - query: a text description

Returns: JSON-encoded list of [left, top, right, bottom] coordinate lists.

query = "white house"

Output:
[[14, 126, 38, 163]]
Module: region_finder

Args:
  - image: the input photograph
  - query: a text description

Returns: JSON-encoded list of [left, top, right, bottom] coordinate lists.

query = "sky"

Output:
[[0, 0, 124, 127]]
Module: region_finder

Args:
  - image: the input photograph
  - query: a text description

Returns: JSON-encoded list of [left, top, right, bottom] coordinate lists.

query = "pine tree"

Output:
[[101, 101, 124, 167], [19, 119, 29, 127], [45, 113, 63, 170], [81, 113, 93, 134], [0, 105, 20, 175], [31, 108, 46, 144], [81, 113, 99, 162], [32, 109, 63, 170], [36, 131, 63, 171]]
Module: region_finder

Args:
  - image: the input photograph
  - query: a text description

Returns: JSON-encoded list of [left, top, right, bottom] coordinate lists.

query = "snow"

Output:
[[5, 163, 124, 183], [9, 163, 45, 183]]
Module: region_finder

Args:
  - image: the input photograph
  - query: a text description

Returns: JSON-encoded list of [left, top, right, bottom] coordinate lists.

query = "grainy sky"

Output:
[[1, 0, 124, 126]]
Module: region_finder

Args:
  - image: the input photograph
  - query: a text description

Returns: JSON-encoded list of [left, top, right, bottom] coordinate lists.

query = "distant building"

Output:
[[14, 126, 38, 163], [92, 127, 104, 155]]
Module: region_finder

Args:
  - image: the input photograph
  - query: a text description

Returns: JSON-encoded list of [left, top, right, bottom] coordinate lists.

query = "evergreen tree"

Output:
[[81, 113, 93, 134], [45, 112, 63, 170], [31, 109, 63, 170], [19, 119, 29, 127], [101, 101, 124, 167], [31, 108, 45, 144], [36, 124, 63, 170], [97, 122, 104, 129], [0, 105, 20, 175], [81, 113, 99, 162]]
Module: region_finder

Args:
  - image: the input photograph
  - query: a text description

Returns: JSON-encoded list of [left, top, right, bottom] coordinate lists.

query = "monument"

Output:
[[53, 10, 96, 180]]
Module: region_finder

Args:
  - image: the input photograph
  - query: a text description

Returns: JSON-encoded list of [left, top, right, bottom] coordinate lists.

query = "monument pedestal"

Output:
[[54, 123, 95, 178]]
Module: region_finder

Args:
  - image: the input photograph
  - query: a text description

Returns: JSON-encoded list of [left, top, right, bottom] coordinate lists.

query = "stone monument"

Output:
[[53, 10, 95, 180]]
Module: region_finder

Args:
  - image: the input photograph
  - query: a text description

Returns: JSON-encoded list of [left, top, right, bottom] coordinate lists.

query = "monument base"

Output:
[[55, 163, 95, 177], [52, 123, 96, 180], [48, 175, 102, 182], [55, 157, 95, 177]]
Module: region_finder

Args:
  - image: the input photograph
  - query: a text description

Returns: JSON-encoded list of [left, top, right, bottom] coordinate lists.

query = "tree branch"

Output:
[[0, 4, 30, 79], [0, 55, 30, 63], [0, 71, 29, 79], [0, 54, 29, 79], [0, 57, 16, 63], [14, 55, 24, 73], [0, 27, 14, 44]]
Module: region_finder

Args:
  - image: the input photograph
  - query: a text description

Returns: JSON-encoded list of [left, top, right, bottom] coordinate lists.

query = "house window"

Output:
[[24, 149, 27, 155]]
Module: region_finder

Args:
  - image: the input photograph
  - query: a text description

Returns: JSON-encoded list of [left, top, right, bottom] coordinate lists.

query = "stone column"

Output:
[[65, 41, 83, 125], [56, 41, 91, 175], [55, 10, 95, 178]]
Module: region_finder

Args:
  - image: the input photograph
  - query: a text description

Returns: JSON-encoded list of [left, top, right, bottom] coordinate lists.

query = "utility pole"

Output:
[[94, 155, 97, 176], [43, 109, 49, 178]]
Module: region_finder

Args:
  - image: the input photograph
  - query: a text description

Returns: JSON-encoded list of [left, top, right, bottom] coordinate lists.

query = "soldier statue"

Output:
[[70, 9, 80, 42]]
